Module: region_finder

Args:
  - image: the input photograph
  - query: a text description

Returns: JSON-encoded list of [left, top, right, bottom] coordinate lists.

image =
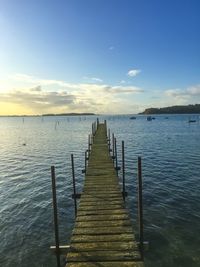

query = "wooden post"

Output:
[[104, 120, 107, 132], [71, 154, 77, 217], [85, 150, 87, 173], [97, 118, 99, 128], [112, 133, 115, 161], [51, 166, 61, 267], [88, 134, 90, 156], [138, 156, 144, 260], [114, 138, 118, 176], [108, 129, 111, 152], [122, 141, 125, 201]]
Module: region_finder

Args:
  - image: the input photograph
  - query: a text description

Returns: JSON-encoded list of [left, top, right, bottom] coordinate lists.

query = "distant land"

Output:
[[140, 104, 200, 114], [0, 113, 95, 117], [42, 112, 95, 116]]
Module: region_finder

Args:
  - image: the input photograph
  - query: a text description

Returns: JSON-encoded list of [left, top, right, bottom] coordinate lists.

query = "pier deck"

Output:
[[66, 122, 144, 267]]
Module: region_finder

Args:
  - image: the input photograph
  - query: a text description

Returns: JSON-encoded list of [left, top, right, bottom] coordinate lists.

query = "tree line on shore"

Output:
[[140, 104, 200, 114]]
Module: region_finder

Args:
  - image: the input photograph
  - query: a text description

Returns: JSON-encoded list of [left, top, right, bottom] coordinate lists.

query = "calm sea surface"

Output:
[[0, 115, 200, 267]]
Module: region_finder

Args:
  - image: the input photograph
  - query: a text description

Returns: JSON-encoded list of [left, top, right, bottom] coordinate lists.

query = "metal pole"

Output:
[[138, 156, 144, 260], [71, 154, 77, 217], [51, 166, 61, 267], [114, 138, 118, 176], [122, 141, 125, 201]]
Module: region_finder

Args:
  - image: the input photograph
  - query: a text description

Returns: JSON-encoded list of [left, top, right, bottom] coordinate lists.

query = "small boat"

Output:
[[130, 116, 136, 120], [188, 120, 196, 123], [147, 116, 152, 121]]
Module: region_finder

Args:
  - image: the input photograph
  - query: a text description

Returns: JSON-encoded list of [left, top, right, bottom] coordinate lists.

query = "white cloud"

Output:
[[127, 69, 141, 77], [164, 84, 200, 105], [103, 85, 143, 94], [165, 84, 200, 98], [83, 76, 103, 83], [187, 85, 200, 95], [91, 77, 103, 82], [0, 73, 144, 114]]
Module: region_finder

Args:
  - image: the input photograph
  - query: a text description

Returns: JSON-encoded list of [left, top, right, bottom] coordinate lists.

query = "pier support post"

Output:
[[88, 134, 91, 156], [71, 154, 77, 217], [108, 129, 111, 152], [114, 138, 119, 176], [104, 120, 107, 132], [122, 141, 125, 201], [112, 133, 115, 161], [92, 123, 94, 136], [51, 166, 61, 267], [138, 156, 144, 260]]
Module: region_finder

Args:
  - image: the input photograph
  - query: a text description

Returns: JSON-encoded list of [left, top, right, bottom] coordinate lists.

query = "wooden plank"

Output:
[[75, 220, 131, 228], [73, 226, 134, 235], [70, 241, 138, 251], [66, 250, 141, 262], [78, 205, 125, 211], [71, 233, 136, 243], [76, 214, 129, 221], [67, 262, 144, 267], [77, 209, 128, 216]]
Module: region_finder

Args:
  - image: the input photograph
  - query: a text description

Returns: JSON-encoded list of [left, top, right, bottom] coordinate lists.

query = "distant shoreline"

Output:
[[0, 113, 96, 117], [139, 104, 200, 115]]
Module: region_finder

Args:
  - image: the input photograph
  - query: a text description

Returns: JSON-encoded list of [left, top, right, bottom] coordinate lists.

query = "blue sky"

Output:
[[0, 0, 200, 114]]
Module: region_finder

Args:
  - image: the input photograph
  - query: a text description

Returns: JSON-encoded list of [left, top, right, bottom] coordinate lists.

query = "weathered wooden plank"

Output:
[[79, 203, 125, 209], [71, 233, 136, 243], [70, 241, 138, 251], [75, 220, 131, 228], [77, 209, 128, 216], [73, 226, 134, 235], [76, 214, 129, 221], [80, 199, 124, 207], [78, 205, 125, 211], [80, 193, 122, 198], [66, 250, 141, 262], [67, 262, 144, 267]]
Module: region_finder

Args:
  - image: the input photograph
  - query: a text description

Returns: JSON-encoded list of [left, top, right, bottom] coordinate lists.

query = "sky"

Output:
[[0, 0, 200, 115]]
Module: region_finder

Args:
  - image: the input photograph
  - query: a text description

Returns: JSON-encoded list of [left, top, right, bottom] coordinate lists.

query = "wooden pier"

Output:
[[65, 121, 144, 267]]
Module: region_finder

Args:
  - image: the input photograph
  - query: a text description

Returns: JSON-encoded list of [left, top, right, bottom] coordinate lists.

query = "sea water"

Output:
[[0, 115, 200, 267]]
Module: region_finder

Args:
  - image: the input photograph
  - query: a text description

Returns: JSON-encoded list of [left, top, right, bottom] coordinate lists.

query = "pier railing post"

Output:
[[138, 156, 144, 260], [88, 134, 91, 156], [92, 123, 94, 136], [114, 138, 119, 176], [71, 154, 77, 217], [108, 129, 111, 152], [51, 166, 61, 267], [122, 141, 125, 201], [85, 150, 88, 171], [112, 133, 115, 161], [104, 119, 107, 132]]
